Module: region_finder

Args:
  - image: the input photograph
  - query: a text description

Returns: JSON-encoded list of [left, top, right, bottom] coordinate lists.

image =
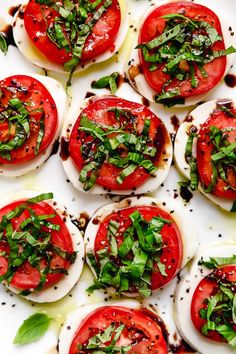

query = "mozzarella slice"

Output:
[[60, 94, 172, 195], [125, 0, 235, 107], [0, 73, 67, 177], [59, 299, 160, 354], [0, 189, 84, 303], [175, 241, 236, 354], [13, 0, 128, 74], [174, 99, 235, 211], [85, 196, 198, 296]]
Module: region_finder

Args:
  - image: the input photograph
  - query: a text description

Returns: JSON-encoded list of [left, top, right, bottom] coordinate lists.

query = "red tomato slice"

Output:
[[94, 205, 183, 291], [196, 107, 236, 199], [69, 306, 168, 354], [24, 0, 121, 65], [0, 75, 58, 164], [191, 265, 236, 343], [139, 1, 226, 98], [0, 199, 73, 291], [69, 96, 168, 190]]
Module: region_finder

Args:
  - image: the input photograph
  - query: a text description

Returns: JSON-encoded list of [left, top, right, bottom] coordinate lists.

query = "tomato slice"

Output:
[[94, 205, 183, 292], [69, 96, 168, 191], [24, 0, 121, 65], [69, 306, 168, 354], [196, 106, 236, 199], [0, 199, 74, 291], [139, 1, 226, 98], [191, 265, 236, 343], [0, 75, 58, 164]]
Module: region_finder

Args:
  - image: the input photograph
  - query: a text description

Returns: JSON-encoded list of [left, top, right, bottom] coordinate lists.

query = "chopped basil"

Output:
[[0, 193, 76, 293], [218, 104, 236, 118], [0, 96, 45, 160], [91, 72, 119, 94], [184, 133, 198, 191], [138, 12, 236, 106], [0, 34, 8, 55], [199, 255, 236, 269], [202, 125, 236, 193], [13, 313, 51, 345], [78, 111, 159, 191], [79, 323, 131, 352], [199, 266, 236, 349], [87, 210, 172, 296]]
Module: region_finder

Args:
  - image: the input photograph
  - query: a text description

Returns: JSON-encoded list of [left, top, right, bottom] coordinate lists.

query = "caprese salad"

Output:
[[59, 300, 168, 354], [0, 74, 67, 177], [13, 0, 128, 80], [85, 197, 198, 297], [60, 95, 172, 194], [174, 99, 236, 212], [175, 242, 236, 354], [126, 0, 235, 106], [0, 190, 84, 302]]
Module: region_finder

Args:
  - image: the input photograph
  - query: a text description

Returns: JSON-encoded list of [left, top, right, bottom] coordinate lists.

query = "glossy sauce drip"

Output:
[[185, 114, 193, 122], [117, 74, 129, 88], [141, 96, 150, 107], [84, 91, 96, 99], [128, 64, 142, 85], [169, 339, 196, 353], [170, 114, 180, 132], [49, 138, 60, 157], [9, 5, 21, 17], [60, 137, 70, 161], [180, 185, 193, 203], [153, 123, 170, 165], [224, 74, 236, 88], [71, 212, 90, 232]]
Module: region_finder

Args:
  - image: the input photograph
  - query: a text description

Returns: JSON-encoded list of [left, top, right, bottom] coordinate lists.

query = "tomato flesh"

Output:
[[139, 1, 226, 98], [196, 107, 236, 199], [0, 75, 58, 164], [191, 265, 236, 343], [0, 200, 73, 291], [24, 0, 121, 65], [94, 205, 183, 291], [69, 96, 168, 190], [69, 306, 168, 354]]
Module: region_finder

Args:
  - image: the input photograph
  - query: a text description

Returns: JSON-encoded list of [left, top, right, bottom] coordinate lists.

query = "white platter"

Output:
[[0, 1, 236, 353]]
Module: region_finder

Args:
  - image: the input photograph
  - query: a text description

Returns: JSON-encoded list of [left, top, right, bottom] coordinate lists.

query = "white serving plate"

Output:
[[0, 1, 235, 353]]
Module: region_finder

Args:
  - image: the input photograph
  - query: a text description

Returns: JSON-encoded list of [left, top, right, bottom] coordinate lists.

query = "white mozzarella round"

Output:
[[13, 0, 129, 74], [85, 196, 198, 296], [0, 189, 84, 303], [125, 0, 235, 107], [60, 94, 172, 195], [0, 73, 67, 177], [174, 99, 235, 211], [59, 299, 157, 354], [175, 241, 236, 354]]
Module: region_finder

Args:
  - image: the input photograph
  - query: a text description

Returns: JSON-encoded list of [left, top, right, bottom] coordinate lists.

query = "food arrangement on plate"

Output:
[[0, 0, 235, 353]]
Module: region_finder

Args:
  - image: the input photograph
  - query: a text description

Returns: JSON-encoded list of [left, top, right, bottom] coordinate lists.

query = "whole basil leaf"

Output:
[[13, 313, 51, 345]]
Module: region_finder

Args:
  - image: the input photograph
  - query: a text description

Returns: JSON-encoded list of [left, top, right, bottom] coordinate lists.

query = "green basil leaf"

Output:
[[161, 13, 198, 28], [92, 72, 119, 94], [0, 34, 8, 55], [13, 313, 51, 345], [233, 294, 236, 325], [199, 255, 236, 269], [216, 324, 236, 349]]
